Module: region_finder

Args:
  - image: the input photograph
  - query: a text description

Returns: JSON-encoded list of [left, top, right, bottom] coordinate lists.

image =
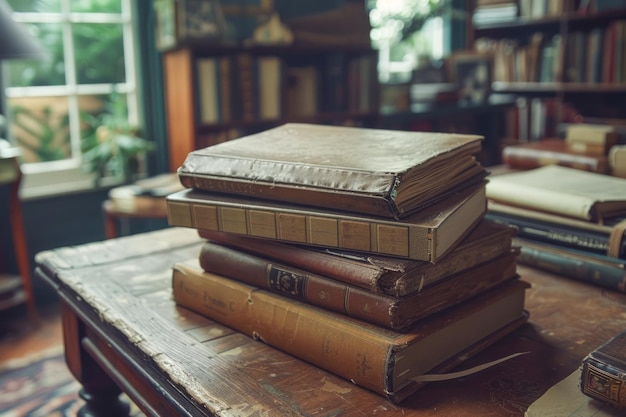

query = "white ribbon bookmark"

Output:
[[411, 352, 530, 383]]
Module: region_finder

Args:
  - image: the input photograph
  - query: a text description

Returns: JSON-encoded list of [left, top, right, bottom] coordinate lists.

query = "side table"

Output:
[[0, 149, 37, 322], [34, 227, 626, 417]]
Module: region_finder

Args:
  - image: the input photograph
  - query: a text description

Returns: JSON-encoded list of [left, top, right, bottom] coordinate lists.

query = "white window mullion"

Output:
[[121, 0, 138, 126]]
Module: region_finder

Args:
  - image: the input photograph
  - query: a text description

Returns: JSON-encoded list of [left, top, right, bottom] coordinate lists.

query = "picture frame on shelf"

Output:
[[153, 0, 226, 51], [447, 51, 493, 105]]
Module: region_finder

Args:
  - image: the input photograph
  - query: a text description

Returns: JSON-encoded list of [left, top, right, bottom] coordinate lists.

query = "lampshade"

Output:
[[0, 0, 46, 60]]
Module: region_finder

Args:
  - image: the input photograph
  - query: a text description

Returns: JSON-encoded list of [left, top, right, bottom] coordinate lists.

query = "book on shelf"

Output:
[[609, 144, 626, 178], [285, 66, 318, 118], [172, 260, 530, 403], [486, 201, 626, 258], [197, 238, 520, 330], [580, 329, 626, 408], [166, 183, 487, 263], [565, 124, 618, 156], [486, 165, 626, 223], [514, 237, 626, 293], [196, 57, 220, 124], [256, 56, 283, 120], [501, 138, 610, 174], [176, 123, 488, 219], [199, 219, 517, 297]]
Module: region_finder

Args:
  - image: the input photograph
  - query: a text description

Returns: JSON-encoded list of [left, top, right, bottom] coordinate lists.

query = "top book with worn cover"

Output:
[[177, 123, 487, 218]]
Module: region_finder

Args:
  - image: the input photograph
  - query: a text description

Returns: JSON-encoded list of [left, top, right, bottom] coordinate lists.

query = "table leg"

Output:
[[61, 303, 131, 417]]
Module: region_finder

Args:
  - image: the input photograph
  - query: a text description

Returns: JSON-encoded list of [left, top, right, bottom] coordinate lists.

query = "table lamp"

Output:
[[0, 0, 46, 154], [0, 0, 45, 321]]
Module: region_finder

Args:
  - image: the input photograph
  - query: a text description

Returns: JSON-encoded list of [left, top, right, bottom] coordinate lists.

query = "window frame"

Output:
[[4, 0, 140, 200]]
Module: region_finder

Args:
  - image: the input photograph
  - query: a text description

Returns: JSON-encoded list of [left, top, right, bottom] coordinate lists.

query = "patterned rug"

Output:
[[0, 347, 143, 417]]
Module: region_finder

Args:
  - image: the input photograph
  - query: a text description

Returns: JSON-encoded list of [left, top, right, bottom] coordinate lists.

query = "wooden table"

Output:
[[34, 227, 626, 417]]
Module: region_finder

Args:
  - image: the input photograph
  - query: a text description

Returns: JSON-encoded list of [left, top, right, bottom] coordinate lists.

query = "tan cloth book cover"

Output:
[[166, 183, 487, 263]]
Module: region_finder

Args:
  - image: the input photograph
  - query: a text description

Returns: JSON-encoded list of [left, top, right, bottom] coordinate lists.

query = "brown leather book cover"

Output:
[[166, 183, 487, 263], [198, 219, 517, 297], [176, 123, 487, 219], [172, 261, 529, 403], [198, 238, 520, 330], [502, 138, 610, 173], [580, 330, 626, 408]]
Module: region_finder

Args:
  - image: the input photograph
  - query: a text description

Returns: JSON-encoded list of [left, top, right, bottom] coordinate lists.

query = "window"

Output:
[[369, 0, 446, 83], [3, 0, 139, 198]]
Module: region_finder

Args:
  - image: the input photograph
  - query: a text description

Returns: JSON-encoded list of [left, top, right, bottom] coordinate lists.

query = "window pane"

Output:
[[8, 96, 72, 164], [5, 23, 66, 87], [7, 0, 62, 12], [71, 0, 122, 13], [73, 23, 125, 84]]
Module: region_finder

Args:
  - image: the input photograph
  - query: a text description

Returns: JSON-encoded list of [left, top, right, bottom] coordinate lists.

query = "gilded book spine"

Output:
[[580, 330, 626, 408], [171, 262, 393, 395]]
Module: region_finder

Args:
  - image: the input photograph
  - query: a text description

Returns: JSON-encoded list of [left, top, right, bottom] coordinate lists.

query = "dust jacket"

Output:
[[176, 123, 487, 219]]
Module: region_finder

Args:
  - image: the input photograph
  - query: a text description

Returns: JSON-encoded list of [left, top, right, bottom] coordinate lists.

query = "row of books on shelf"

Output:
[[502, 121, 626, 174], [474, 0, 625, 25], [476, 18, 626, 84], [196, 52, 378, 125], [164, 123, 531, 403]]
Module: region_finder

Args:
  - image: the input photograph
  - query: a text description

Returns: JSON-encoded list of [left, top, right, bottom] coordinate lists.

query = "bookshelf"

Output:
[[161, 43, 379, 172], [471, 1, 626, 141]]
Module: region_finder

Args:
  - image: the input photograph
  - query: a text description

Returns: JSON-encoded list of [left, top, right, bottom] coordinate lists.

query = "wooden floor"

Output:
[[0, 300, 63, 365]]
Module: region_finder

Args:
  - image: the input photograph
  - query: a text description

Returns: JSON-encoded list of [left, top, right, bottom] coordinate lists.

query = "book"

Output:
[[514, 237, 626, 293], [198, 238, 520, 330], [565, 124, 618, 155], [486, 165, 626, 223], [285, 66, 318, 118], [172, 260, 530, 403], [198, 219, 518, 297], [196, 57, 220, 124], [176, 123, 488, 219], [580, 330, 626, 408], [486, 202, 626, 258], [166, 183, 487, 262], [256, 56, 283, 120], [524, 369, 621, 417], [609, 145, 626, 178], [501, 138, 610, 174]]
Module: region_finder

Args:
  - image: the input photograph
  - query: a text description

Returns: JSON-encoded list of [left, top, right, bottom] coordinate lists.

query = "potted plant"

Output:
[[81, 93, 154, 186]]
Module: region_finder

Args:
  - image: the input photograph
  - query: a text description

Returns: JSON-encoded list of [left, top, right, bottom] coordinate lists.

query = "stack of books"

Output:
[[486, 165, 626, 293], [165, 123, 530, 403]]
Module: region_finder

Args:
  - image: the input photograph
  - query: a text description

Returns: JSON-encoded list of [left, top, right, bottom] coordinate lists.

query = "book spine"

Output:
[[515, 240, 626, 292], [166, 196, 432, 261], [171, 263, 391, 395], [198, 241, 519, 329], [485, 212, 622, 257], [199, 230, 383, 293], [580, 330, 626, 407], [177, 172, 399, 220], [198, 240, 397, 328]]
